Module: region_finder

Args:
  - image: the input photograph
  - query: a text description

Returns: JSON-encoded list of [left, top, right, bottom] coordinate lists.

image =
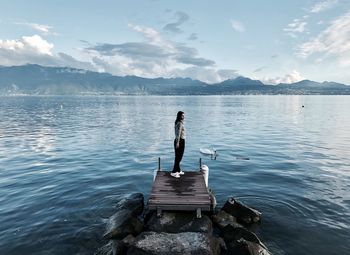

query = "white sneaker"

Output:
[[170, 172, 180, 178], [179, 171, 185, 175]]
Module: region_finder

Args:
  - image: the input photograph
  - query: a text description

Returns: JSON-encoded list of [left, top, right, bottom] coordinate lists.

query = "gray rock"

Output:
[[127, 231, 221, 255], [221, 224, 261, 244], [213, 210, 270, 254], [120, 234, 136, 249], [104, 209, 144, 239], [212, 210, 243, 229], [222, 198, 261, 225], [227, 238, 271, 255], [94, 240, 122, 255], [116, 193, 144, 216], [94, 241, 113, 255], [121, 234, 136, 245], [146, 212, 212, 234]]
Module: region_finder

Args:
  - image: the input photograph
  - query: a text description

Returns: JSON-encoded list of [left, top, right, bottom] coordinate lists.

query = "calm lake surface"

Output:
[[0, 95, 349, 255]]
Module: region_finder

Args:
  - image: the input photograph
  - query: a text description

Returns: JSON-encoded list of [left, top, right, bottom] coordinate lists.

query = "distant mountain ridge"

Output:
[[0, 64, 349, 95]]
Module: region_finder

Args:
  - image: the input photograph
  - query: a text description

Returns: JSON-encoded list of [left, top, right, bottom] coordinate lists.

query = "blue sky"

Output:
[[1, 0, 350, 84]]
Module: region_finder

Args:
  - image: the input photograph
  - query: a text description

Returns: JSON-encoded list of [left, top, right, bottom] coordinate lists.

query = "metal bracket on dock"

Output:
[[158, 157, 161, 171], [196, 208, 202, 218], [157, 207, 162, 218]]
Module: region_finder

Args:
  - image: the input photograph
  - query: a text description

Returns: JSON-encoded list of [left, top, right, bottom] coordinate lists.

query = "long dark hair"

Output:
[[175, 111, 184, 125]]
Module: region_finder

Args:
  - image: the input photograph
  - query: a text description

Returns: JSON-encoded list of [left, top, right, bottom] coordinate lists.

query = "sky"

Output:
[[1, 0, 350, 84]]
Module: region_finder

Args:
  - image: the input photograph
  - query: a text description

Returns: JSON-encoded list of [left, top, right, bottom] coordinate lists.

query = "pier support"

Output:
[[196, 208, 202, 218]]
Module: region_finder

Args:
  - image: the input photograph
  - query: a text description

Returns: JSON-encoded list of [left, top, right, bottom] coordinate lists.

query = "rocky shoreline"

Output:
[[95, 193, 271, 255]]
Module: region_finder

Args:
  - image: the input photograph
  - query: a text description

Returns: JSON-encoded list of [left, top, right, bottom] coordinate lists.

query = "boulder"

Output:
[[94, 241, 113, 255], [145, 212, 212, 234], [226, 238, 271, 255], [212, 210, 243, 229], [103, 209, 143, 239], [222, 198, 261, 225], [127, 231, 221, 255], [94, 240, 123, 255], [221, 224, 261, 244], [119, 234, 136, 252], [116, 193, 144, 216]]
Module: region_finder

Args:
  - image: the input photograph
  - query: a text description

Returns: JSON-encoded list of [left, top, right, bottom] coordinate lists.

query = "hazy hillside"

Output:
[[0, 64, 349, 95]]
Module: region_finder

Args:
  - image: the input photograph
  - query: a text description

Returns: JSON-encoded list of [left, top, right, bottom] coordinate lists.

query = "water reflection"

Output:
[[0, 95, 349, 255]]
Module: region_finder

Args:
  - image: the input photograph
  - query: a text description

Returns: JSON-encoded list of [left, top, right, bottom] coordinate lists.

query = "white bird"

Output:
[[200, 148, 218, 160]]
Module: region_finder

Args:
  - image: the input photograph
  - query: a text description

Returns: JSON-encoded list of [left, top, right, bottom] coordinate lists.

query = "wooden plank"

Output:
[[150, 194, 209, 198], [147, 171, 212, 213], [149, 197, 210, 202], [148, 204, 211, 211]]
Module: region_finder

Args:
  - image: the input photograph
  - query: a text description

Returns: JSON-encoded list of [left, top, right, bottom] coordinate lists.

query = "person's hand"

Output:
[[176, 142, 180, 148]]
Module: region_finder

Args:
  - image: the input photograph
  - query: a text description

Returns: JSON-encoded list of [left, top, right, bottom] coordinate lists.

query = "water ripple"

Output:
[[0, 95, 349, 255]]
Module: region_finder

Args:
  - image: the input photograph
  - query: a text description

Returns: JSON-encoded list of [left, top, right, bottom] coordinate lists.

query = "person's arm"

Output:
[[175, 122, 182, 148]]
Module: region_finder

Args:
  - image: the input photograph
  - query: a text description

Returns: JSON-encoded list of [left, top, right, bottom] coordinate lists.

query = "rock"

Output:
[[119, 234, 136, 253], [213, 210, 270, 254], [222, 198, 261, 225], [212, 210, 243, 229], [94, 241, 113, 255], [226, 238, 271, 255], [104, 209, 144, 239], [94, 240, 123, 255], [145, 212, 212, 234], [127, 231, 221, 255], [116, 193, 144, 216], [221, 224, 261, 244], [121, 234, 136, 247]]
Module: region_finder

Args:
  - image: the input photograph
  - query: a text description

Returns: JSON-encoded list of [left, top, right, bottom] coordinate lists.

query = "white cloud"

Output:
[[310, 0, 338, 13], [85, 24, 239, 82], [230, 20, 245, 32], [284, 19, 307, 37], [297, 10, 350, 65], [128, 24, 162, 44], [172, 67, 239, 84], [261, 70, 304, 85], [0, 27, 239, 83], [0, 35, 95, 70], [15, 22, 57, 35], [0, 35, 53, 56]]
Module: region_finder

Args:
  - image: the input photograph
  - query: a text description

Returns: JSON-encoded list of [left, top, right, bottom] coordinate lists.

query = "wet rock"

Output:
[[94, 241, 113, 255], [222, 198, 261, 225], [116, 193, 144, 216], [94, 240, 123, 255], [226, 238, 271, 255], [118, 234, 136, 253], [121, 234, 136, 246], [221, 224, 261, 244], [145, 211, 212, 234], [103, 209, 143, 239], [127, 231, 221, 255], [212, 210, 243, 229]]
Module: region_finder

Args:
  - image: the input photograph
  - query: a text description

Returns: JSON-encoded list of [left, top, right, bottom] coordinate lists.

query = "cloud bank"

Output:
[[0, 35, 93, 70], [261, 70, 304, 85], [85, 23, 238, 83], [297, 10, 350, 66], [310, 0, 338, 13]]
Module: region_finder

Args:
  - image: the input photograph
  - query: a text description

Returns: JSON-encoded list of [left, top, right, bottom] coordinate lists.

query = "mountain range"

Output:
[[0, 64, 349, 95]]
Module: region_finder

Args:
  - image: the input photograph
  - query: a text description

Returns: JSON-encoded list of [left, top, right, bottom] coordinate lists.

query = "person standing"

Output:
[[171, 111, 186, 178]]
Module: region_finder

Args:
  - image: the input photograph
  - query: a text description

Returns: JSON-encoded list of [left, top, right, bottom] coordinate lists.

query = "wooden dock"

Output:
[[148, 171, 212, 218]]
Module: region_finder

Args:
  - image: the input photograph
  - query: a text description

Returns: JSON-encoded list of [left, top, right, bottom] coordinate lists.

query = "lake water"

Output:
[[0, 95, 349, 255]]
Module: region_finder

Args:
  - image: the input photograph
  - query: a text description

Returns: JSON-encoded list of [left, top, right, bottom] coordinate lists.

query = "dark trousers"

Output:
[[172, 139, 185, 173]]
